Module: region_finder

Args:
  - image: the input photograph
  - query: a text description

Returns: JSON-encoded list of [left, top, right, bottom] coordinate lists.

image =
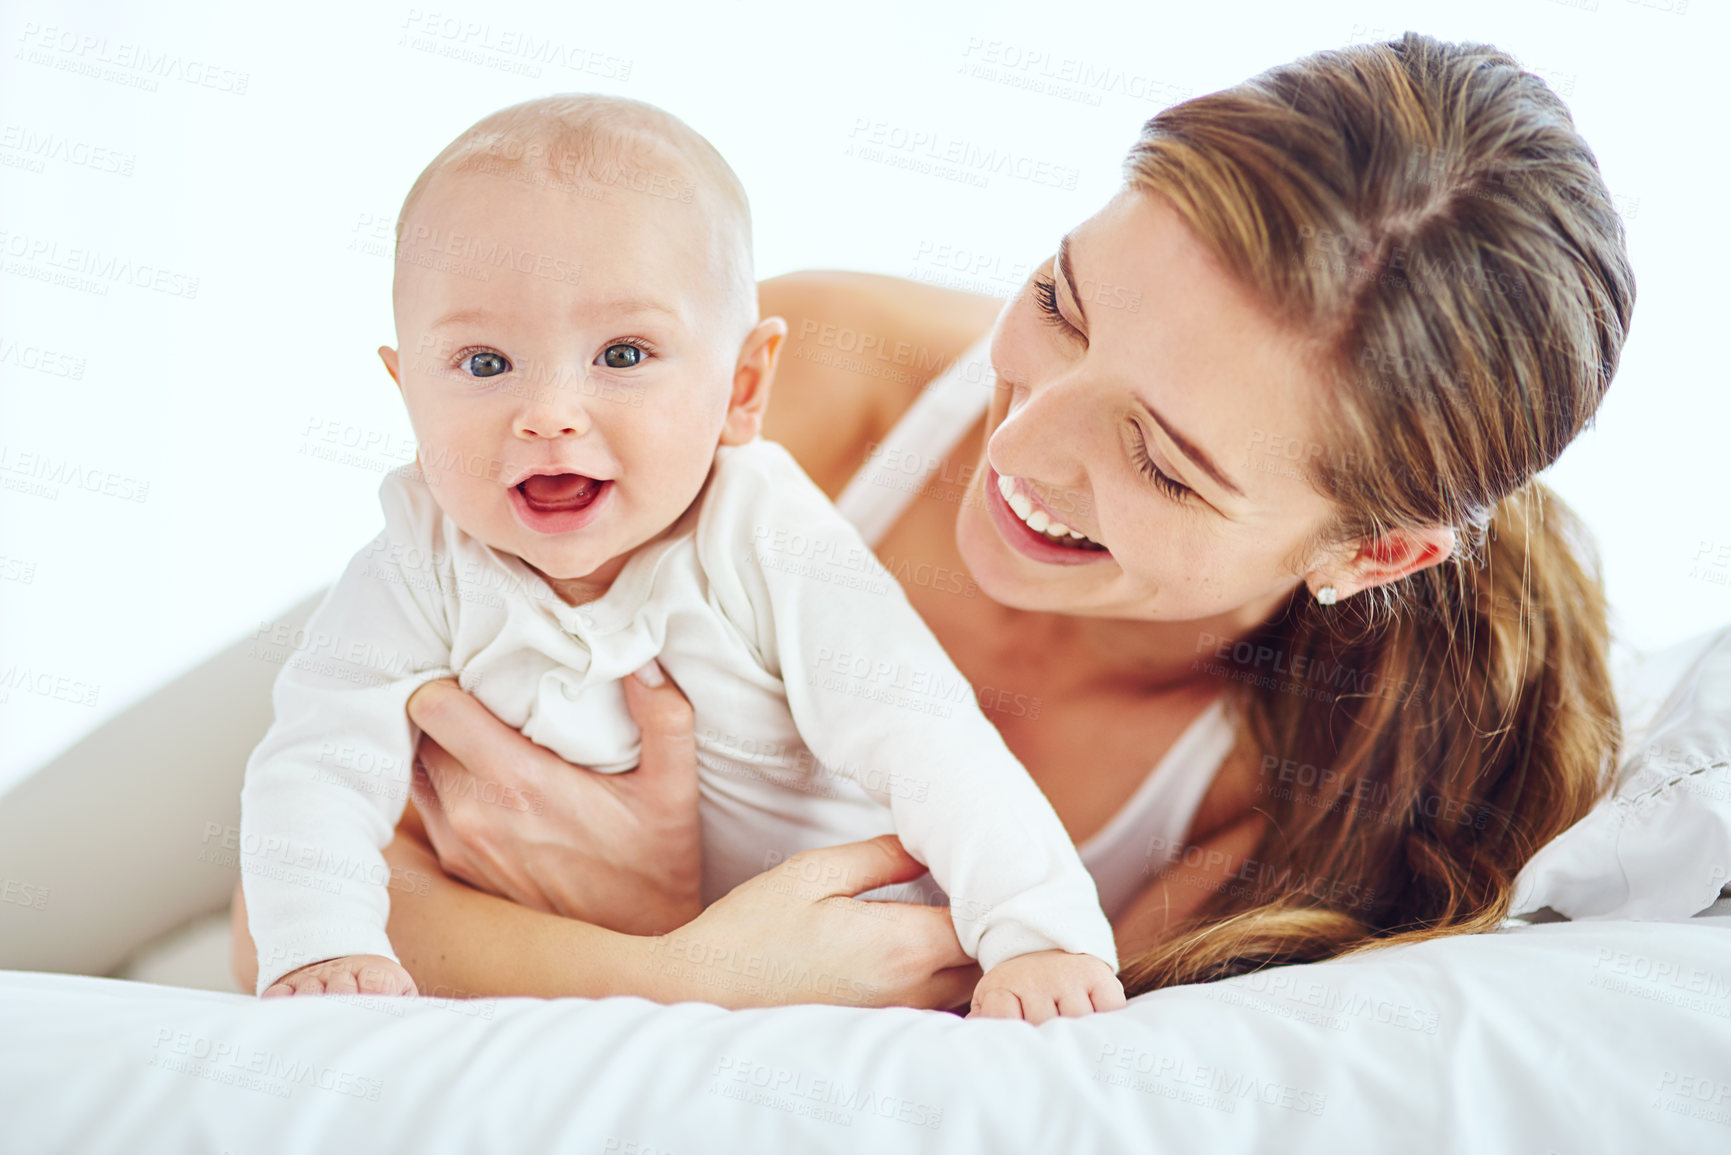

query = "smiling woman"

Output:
[[1082, 33, 1633, 991]]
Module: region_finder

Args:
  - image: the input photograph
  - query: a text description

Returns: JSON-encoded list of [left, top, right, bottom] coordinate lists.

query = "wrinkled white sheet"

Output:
[[4, 915, 1729, 1154]]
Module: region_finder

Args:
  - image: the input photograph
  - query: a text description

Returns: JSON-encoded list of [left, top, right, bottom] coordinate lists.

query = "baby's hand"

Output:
[[261, 954, 418, 998], [967, 950, 1126, 1023]]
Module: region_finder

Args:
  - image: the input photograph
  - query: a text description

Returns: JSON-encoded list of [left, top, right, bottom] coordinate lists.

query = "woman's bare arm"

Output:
[[372, 814, 627, 998]]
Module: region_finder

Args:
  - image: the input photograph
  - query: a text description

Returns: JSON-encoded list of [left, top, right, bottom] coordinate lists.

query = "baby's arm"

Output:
[[239, 469, 456, 995], [700, 443, 1121, 1010]]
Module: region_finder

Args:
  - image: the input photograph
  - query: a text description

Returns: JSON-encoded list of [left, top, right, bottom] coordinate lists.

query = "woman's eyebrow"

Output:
[[1135, 393, 1247, 500]]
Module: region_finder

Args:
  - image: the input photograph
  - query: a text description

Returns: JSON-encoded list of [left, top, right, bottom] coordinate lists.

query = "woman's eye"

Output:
[[601, 343, 644, 369], [1132, 425, 1196, 505], [464, 351, 510, 378], [1033, 273, 1083, 340]]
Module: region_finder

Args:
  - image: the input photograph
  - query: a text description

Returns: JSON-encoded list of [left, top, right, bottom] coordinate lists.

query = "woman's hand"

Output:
[[405, 660, 702, 936], [646, 833, 982, 1012]]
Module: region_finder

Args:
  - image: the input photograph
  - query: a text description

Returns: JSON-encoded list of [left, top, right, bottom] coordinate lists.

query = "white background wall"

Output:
[[1, 0, 1724, 793]]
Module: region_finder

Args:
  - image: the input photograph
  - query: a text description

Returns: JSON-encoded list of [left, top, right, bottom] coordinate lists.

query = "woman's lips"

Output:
[[983, 466, 1112, 567], [509, 475, 612, 534]]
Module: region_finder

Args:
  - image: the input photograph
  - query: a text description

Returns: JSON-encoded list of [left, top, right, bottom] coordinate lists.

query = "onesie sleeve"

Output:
[[696, 440, 1119, 974], [238, 465, 458, 993]]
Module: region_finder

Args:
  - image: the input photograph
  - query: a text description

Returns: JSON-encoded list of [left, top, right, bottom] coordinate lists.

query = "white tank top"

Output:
[[831, 332, 1236, 920]]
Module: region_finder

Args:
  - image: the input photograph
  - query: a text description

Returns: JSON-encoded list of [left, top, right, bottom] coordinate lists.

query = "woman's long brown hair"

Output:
[[1118, 32, 1634, 994]]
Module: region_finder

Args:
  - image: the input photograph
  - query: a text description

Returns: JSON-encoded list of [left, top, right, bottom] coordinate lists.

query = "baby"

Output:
[[239, 94, 1123, 1019]]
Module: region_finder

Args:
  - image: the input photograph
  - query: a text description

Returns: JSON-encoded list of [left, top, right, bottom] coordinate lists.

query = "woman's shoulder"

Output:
[[757, 271, 1003, 499]]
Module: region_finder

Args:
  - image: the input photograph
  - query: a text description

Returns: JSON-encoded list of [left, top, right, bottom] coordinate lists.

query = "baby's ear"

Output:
[[719, 317, 786, 446], [378, 346, 402, 391]]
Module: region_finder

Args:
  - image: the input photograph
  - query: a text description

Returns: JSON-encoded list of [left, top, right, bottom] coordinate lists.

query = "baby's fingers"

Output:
[[967, 984, 1026, 1020], [322, 967, 361, 996], [1010, 979, 1094, 1024], [1055, 985, 1097, 1018], [1053, 963, 1125, 1018], [1091, 972, 1128, 1013], [355, 959, 419, 996], [262, 972, 324, 998], [260, 955, 415, 999]]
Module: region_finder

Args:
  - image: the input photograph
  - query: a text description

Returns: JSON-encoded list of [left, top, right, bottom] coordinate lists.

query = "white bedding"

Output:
[[3, 913, 1729, 1154], [3, 610, 1730, 1152]]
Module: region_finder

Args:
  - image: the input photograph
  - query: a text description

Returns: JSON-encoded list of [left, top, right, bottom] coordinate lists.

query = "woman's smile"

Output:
[[984, 465, 1113, 566]]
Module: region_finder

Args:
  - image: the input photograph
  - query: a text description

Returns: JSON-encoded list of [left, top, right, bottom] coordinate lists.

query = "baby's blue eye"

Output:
[[465, 351, 509, 378], [602, 344, 643, 369]]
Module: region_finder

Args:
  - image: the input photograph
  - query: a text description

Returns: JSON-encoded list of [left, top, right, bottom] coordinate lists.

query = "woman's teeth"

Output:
[[996, 474, 1105, 550]]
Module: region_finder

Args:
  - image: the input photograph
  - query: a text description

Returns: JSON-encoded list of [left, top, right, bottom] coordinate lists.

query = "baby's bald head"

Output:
[[394, 94, 757, 339]]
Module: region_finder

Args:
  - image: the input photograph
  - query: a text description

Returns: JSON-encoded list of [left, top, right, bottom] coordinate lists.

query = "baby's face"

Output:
[[382, 166, 764, 595]]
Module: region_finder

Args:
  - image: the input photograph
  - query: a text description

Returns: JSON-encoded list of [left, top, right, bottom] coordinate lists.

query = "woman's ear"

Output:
[[1325, 525, 1457, 599], [719, 317, 787, 446]]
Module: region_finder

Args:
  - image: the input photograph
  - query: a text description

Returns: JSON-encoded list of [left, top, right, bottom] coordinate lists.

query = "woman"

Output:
[[233, 31, 1632, 1020]]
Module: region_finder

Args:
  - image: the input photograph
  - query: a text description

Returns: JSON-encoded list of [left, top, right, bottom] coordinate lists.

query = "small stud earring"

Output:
[[1315, 585, 1338, 606]]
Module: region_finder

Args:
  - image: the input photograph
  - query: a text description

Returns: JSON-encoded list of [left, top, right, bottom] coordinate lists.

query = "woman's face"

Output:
[[957, 189, 1344, 628]]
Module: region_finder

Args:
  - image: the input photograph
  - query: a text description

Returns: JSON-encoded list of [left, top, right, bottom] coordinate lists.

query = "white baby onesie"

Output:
[[240, 437, 1118, 993]]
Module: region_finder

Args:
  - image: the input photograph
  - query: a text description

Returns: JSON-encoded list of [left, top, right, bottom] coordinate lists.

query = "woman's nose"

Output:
[[995, 363, 1096, 474], [995, 361, 1110, 514]]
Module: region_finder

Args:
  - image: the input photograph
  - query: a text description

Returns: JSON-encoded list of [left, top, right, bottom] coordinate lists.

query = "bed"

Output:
[[2, 593, 1729, 1153]]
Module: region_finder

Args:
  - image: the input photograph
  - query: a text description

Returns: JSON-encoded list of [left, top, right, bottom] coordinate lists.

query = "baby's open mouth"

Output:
[[517, 473, 608, 513]]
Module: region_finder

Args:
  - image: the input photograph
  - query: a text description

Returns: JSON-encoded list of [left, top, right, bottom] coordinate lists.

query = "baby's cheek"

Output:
[[426, 471, 506, 544]]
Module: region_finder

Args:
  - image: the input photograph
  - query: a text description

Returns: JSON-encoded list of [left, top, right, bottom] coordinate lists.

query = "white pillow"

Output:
[[1511, 622, 1731, 920]]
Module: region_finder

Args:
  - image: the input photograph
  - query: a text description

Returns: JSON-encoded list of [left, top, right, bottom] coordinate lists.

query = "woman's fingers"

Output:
[[665, 838, 982, 1011], [622, 659, 698, 795], [882, 901, 977, 972], [406, 681, 500, 826], [406, 683, 548, 890], [408, 753, 461, 863], [781, 834, 978, 969], [785, 833, 932, 901], [405, 676, 461, 736], [407, 678, 541, 793], [398, 675, 707, 927], [407, 743, 494, 896]]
